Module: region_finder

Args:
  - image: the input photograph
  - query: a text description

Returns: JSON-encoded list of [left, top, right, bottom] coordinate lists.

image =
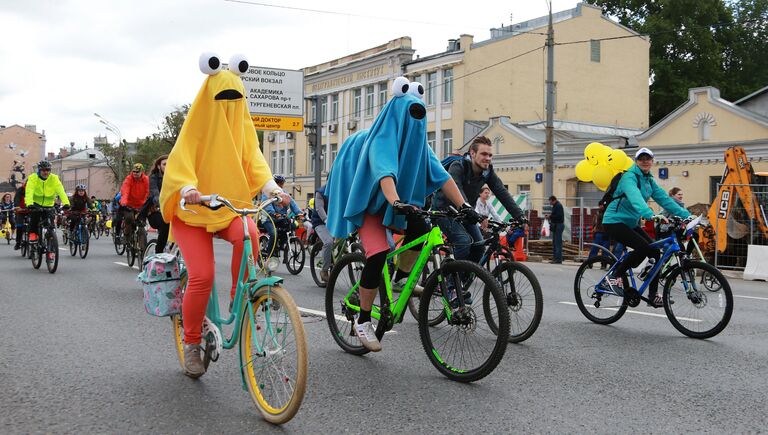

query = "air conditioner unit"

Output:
[[267, 133, 276, 142], [346, 121, 357, 130], [285, 132, 294, 140], [328, 124, 337, 133]]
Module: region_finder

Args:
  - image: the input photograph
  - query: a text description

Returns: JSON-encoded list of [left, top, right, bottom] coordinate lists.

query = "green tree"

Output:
[[586, 0, 768, 124], [134, 105, 189, 170], [96, 139, 130, 189]]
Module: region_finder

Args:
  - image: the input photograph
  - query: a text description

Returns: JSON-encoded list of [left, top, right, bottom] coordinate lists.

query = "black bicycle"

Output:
[[259, 215, 305, 275], [29, 207, 59, 273], [67, 210, 90, 259], [309, 231, 364, 287], [123, 208, 148, 269]]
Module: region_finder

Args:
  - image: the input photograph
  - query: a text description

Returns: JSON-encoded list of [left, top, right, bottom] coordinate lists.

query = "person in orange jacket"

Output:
[[119, 162, 149, 242]]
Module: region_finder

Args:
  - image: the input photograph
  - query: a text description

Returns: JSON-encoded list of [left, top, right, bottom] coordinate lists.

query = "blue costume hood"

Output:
[[325, 81, 450, 238]]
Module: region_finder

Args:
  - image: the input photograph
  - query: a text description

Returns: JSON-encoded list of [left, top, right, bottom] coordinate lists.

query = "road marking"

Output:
[[559, 301, 702, 322], [59, 248, 67, 251], [297, 306, 398, 334], [734, 294, 768, 301], [114, 262, 129, 267]]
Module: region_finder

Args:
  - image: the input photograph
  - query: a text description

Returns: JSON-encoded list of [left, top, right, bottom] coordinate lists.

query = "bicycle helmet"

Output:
[[37, 160, 52, 170], [75, 184, 87, 191], [273, 174, 286, 184]]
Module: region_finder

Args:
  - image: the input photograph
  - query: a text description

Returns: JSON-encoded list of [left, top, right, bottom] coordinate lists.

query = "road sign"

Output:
[[251, 115, 304, 132], [241, 66, 304, 118]]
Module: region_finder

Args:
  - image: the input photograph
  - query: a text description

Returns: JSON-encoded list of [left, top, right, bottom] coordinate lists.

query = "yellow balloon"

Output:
[[584, 142, 604, 165], [623, 157, 634, 171], [593, 146, 611, 166], [593, 166, 614, 191], [606, 149, 628, 172], [575, 160, 595, 182]]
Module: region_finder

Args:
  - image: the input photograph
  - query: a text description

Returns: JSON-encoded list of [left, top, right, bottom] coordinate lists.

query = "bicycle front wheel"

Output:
[[240, 285, 308, 424], [485, 261, 543, 343], [284, 237, 305, 275], [113, 232, 125, 255], [663, 261, 733, 339], [31, 242, 42, 269], [419, 260, 509, 383], [325, 253, 369, 355], [309, 242, 326, 287], [574, 256, 628, 324], [79, 227, 89, 259], [46, 231, 59, 273]]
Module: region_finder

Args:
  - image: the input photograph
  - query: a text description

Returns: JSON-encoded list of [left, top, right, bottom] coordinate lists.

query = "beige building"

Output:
[[49, 148, 117, 200], [261, 3, 650, 206], [0, 124, 47, 194]]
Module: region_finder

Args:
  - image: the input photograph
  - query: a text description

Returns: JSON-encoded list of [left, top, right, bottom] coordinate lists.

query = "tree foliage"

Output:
[[134, 105, 189, 171], [586, 0, 768, 124]]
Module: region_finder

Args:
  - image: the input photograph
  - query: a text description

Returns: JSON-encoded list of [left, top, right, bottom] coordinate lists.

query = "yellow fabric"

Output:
[[25, 173, 70, 207], [160, 69, 272, 232]]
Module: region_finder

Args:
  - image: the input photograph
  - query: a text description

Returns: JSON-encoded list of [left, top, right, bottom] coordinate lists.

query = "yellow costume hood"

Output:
[[160, 53, 272, 232]]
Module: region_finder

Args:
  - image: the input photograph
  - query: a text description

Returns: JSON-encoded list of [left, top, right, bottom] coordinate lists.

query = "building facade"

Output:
[[0, 124, 47, 194], [49, 148, 117, 200]]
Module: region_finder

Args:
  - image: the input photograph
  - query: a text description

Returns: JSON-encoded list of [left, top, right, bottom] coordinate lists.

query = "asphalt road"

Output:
[[1, 232, 767, 433]]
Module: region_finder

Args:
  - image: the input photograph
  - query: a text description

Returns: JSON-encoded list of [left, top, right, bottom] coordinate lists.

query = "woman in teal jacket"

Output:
[[602, 148, 690, 307]]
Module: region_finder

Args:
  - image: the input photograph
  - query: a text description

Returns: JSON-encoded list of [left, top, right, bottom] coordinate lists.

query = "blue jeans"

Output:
[[551, 222, 564, 262], [436, 218, 484, 263], [588, 232, 610, 259]]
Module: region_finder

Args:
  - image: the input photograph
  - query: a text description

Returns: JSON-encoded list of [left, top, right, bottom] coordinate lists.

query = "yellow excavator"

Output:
[[699, 146, 768, 259]]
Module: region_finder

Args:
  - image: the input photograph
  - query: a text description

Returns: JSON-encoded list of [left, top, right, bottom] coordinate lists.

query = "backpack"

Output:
[[599, 171, 640, 208], [440, 153, 491, 180], [138, 253, 182, 317]]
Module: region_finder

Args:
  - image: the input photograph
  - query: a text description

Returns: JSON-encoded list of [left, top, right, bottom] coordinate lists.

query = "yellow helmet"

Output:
[[309, 198, 315, 208]]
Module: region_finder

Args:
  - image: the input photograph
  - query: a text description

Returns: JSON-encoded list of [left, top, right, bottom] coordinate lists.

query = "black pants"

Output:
[[147, 211, 170, 254], [604, 223, 661, 296]]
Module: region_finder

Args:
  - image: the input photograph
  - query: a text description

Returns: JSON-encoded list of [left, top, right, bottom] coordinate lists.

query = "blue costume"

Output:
[[325, 87, 450, 238]]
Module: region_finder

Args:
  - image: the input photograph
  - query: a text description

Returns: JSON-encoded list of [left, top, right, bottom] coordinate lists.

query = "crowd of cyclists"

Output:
[[1, 72, 720, 391]]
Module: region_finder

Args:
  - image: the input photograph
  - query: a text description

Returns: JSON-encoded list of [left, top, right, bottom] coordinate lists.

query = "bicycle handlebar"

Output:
[[180, 193, 279, 216]]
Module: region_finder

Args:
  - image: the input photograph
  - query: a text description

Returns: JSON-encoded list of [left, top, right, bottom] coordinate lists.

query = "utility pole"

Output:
[[544, 1, 555, 199], [313, 94, 322, 192]]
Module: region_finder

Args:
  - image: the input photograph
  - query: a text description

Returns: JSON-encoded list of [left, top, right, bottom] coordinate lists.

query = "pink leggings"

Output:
[[172, 216, 260, 345]]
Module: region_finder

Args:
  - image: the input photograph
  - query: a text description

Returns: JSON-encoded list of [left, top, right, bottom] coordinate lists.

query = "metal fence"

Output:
[[713, 183, 768, 270]]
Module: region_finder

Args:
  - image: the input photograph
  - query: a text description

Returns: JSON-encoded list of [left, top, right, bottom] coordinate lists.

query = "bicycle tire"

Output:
[[484, 261, 543, 343], [418, 260, 508, 382], [113, 232, 125, 255], [284, 237, 305, 275], [79, 226, 89, 259], [240, 285, 308, 424], [31, 242, 42, 269], [573, 256, 628, 325], [21, 232, 28, 257], [126, 238, 136, 268], [69, 237, 77, 256], [257, 234, 270, 268], [325, 253, 371, 355], [144, 239, 157, 263], [309, 242, 326, 287], [662, 261, 733, 339], [46, 230, 58, 273], [170, 272, 188, 370], [136, 228, 147, 269]]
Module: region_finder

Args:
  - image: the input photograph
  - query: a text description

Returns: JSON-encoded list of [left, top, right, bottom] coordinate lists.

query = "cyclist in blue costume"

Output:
[[325, 77, 468, 352]]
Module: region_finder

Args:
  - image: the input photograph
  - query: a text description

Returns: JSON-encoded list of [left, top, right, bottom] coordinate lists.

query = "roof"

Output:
[[734, 85, 768, 106]]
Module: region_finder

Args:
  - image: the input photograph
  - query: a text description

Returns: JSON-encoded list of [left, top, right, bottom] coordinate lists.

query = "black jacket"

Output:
[[433, 158, 523, 219], [550, 201, 564, 224], [149, 172, 163, 207]]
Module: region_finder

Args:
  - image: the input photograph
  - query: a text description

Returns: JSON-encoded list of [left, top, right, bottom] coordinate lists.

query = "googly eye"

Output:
[[408, 81, 425, 100], [392, 77, 409, 97], [228, 54, 249, 76], [199, 52, 222, 75]]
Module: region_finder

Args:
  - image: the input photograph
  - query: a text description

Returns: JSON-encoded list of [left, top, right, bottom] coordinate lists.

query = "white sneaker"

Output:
[[354, 319, 382, 352]]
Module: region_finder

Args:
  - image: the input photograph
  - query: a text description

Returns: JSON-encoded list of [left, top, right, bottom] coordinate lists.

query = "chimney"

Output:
[[447, 39, 459, 51]]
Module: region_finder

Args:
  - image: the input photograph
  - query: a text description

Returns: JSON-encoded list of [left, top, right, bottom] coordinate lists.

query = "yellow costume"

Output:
[[160, 59, 272, 232]]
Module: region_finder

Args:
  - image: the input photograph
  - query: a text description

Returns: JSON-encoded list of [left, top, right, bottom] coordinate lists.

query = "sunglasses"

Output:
[[132, 170, 141, 173], [40, 168, 51, 172]]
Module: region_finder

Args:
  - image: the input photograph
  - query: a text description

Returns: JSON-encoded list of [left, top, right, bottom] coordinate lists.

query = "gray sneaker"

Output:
[[183, 343, 206, 378], [391, 277, 424, 297], [320, 269, 330, 283]]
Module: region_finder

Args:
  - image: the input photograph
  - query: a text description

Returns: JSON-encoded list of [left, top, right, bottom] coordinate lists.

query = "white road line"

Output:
[[114, 262, 129, 267], [734, 294, 768, 301], [558, 301, 702, 322], [59, 248, 67, 251], [297, 306, 398, 334]]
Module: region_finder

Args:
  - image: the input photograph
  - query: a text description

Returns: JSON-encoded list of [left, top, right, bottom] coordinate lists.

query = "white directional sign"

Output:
[[241, 66, 304, 117]]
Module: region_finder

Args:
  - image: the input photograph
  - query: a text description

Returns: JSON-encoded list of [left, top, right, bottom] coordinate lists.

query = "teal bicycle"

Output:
[[325, 207, 510, 383], [171, 194, 308, 424]]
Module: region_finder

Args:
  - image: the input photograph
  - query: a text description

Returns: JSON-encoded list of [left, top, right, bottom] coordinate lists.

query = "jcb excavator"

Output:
[[699, 146, 768, 258]]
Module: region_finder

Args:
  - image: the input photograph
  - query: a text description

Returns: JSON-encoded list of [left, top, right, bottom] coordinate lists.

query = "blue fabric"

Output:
[[436, 218, 484, 263], [552, 222, 564, 262], [588, 232, 610, 258], [603, 164, 690, 227], [261, 193, 302, 216], [325, 93, 450, 238]]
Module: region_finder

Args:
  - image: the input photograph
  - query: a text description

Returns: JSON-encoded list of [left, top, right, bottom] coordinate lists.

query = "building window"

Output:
[[287, 149, 294, 176], [427, 131, 436, 153], [365, 85, 375, 117], [309, 148, 316, 174], [378, 82, 388, 109], [590, 39, 600, 62], [278, 149, 286, 174], [353, 89, 362, 119], [331, 94, 339, 122], [517, 184, 530, 193], [320, 97, 327, 124], [441, 129, 453, 156], [442, 68, 453, 103], [271, 151, 278, 173], [426, 72, 437, 106], [310, 100, 317, 123], [321, 146, 327, 173], [331, 143, 338, 166]]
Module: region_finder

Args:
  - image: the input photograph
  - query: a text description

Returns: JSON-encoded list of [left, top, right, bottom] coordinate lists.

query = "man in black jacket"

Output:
[[549, 195, 564, 263], [433, 136, 525, 263]]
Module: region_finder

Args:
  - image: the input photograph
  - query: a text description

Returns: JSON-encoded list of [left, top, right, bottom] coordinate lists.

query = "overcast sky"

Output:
[[0, 0, 580, 153]]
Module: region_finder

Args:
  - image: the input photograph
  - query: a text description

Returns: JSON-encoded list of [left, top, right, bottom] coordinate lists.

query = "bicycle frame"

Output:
[[342, 225, 448, 324], [598, 234, 682, 297]]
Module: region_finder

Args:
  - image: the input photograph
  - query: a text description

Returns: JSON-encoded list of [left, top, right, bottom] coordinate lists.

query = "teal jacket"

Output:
[[603, 164, 690, 227]]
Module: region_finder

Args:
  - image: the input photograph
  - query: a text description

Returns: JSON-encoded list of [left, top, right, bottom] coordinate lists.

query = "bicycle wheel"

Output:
[[69, 237, 77, 256], [407, 257, 446, 326], [309, 242, 326, 287], [62, 229, 68, 245], [419, 260, 509, 383], [31, 241, 42, 269], [257, 234, 270, 268], [21, 232, 28, 257], [136, 228, 147, 269], [113, 231, 125, 255], [284, 237, 305, 275], [46, 230, 58, 273], [484, 261, 543, 343], [126, 237, 136, 268], [663, 261, 733, 339], [240, 285, 308, 424], [170, 272, 188, 370], [79, 226, 89, 259], [573, 256, 628, 325], [325, 253, 370, 355], [144, 238, 157, 263]]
